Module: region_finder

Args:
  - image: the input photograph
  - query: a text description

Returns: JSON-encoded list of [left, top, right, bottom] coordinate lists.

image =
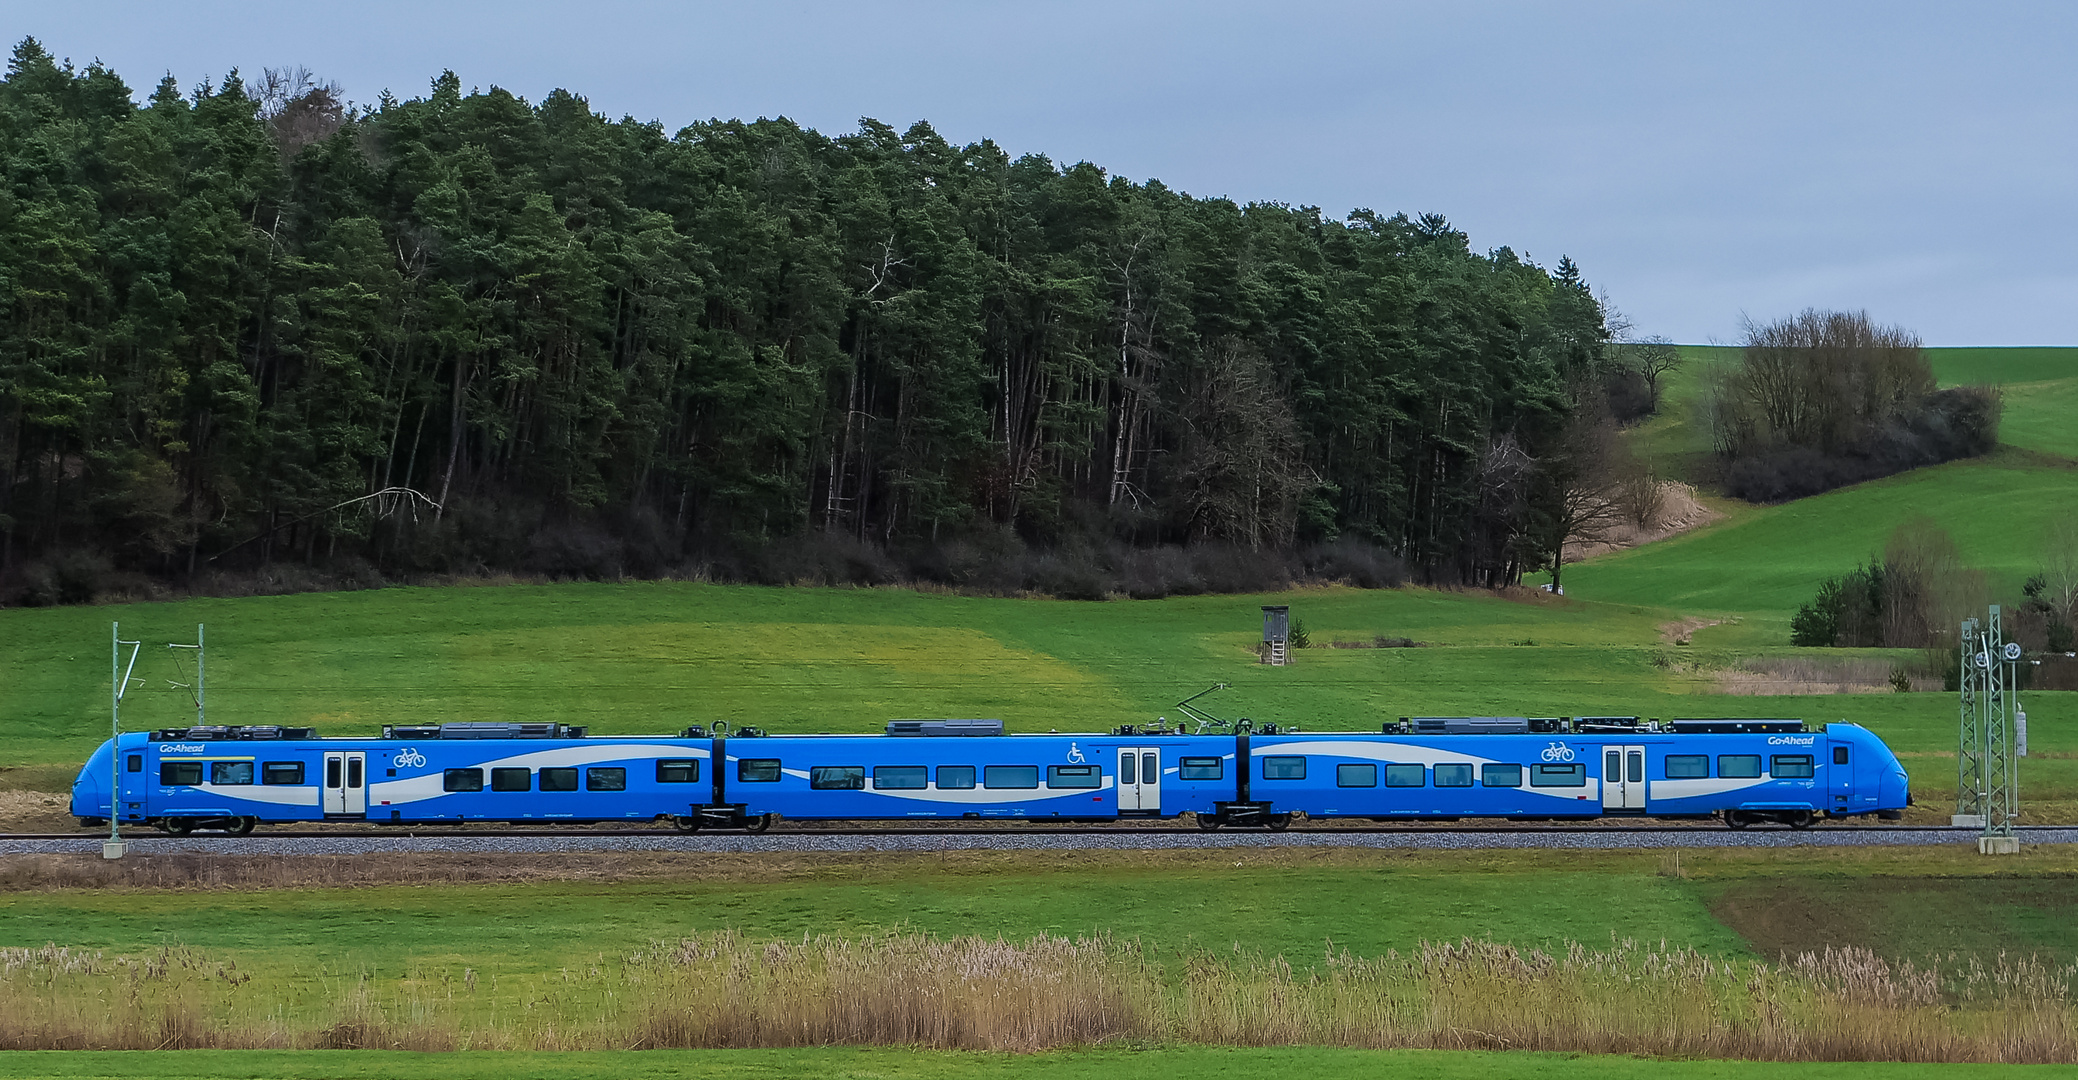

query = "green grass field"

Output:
[[0, 1047, 2057, 1079], [2, 348, 2076, 1071], [3, 848, 2077, 1067], [5, 578, 2074, 809], [6, 848, 2076, 1016]]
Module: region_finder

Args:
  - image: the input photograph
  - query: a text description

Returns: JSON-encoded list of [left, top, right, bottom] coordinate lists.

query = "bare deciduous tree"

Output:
[[1882, 516, 1970, 648], [257, 66, 345, 159], [1171, 337, 1308, 550], [1632, 335, 1685, 412], [1536, 399, 1630, 593], [1712, 310, 1932, 457], [2044, 511, 2078, 629]]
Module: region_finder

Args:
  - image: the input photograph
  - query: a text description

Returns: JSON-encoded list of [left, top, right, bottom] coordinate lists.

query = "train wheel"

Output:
[[672, 815, 702, 834], [1787, 810, 1816, 830], [1195, 813, 1222, 831], [1723, 811, 1750, 830], [161, 819, 195, 836], [223, 817, 255, 836], [745, 813, 773, 834], [1265, 812, 1292, 832]]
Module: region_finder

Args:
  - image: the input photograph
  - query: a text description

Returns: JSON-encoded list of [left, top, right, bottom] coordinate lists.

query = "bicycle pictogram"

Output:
[[393, 749, 427, 768], [1539, 742, 1575, 762]]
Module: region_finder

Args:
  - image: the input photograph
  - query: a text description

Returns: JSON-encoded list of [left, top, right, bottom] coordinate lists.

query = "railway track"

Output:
[[0, 823, 2057, 841], [5, 823, 2074, 854]]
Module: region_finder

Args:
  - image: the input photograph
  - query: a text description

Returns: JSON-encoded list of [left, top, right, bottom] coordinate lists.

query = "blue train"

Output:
[[71, 714, 1911, 833]]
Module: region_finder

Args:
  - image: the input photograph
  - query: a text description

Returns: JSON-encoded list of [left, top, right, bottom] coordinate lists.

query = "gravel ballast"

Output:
[[7, 827, 2074, 857]]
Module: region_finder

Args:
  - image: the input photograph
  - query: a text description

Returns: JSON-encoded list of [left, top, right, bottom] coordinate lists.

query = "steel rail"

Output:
[[2, 824, 2063, 841]]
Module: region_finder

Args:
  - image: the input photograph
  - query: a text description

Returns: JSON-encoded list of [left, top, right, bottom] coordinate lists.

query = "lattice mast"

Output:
[[1980, 607, 2019, 839], [1955, 616, 1981, 826], [1955, 606, 2021, 847]]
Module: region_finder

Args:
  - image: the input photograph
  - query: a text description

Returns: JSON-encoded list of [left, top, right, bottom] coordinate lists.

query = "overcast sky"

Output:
[[12, 1, 2076, 345]]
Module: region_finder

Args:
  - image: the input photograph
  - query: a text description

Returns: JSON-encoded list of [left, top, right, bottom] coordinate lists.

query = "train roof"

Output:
[[140, 717, 1820, 744]]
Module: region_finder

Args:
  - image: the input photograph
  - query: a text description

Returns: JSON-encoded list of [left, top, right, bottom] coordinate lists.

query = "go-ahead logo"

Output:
[[158, 744, 206, 753], [1766, 736, 1817, 746]]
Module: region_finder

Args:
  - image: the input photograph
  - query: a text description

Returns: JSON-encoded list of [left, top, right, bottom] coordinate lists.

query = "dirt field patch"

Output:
[[1657, 615, 1726, 644], [1709, 876, 2078, 964]]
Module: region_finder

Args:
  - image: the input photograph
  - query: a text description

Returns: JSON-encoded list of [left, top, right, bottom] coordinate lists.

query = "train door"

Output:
[[1602, 745, 1646, 811], [324, 752, 366, 816], [1118, 747, 1161, 813], [1830, 740, 1858, 810]]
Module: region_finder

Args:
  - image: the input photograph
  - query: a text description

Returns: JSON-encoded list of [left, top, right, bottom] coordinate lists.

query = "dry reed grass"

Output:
[[1565, 480, 1722, 562], [3, 932, 2075, 1061], [1717, 656, 1941, 695]]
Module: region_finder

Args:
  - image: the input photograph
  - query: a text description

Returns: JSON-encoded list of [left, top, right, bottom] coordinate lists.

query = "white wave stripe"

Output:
[[1261, 739, 1506, 767], [178, 784, 321, 808], [1650, 776, 1771, 802], [374, 743, 706, 806]]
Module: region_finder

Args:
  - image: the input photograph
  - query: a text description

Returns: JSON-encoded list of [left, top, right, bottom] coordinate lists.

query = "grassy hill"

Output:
[[2, 348, 2074, 817], [2, 349, 2075, 1075], [3, 576, 2073, 817], [1577, 344, 2078, 615]]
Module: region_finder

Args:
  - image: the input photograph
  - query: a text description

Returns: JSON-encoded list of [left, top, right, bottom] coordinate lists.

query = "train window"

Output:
[[1530, 763, 1586, 787], [326, 758, 341, 787], [126, 754, 142, 773], [262, 762, 305, 785], [1179, 757, 1223, 780], [540, 767, 579, 792], [1481, 764, 1523, 788], [444, 768, 484, 792], [937, 765, 976, 790], [738, 759, 782, 782], [1833, 746, 1850, 765], [160, 761, 203, 785], [1433, 763, 1473, 787], [1385, 764, 1425, 787], [1771, 755, 1815, 779], [809, 766, 865, 790], [1665, 755, 1708, 779], [1337, 763, 1377, 788], [1049, 765, 1102, 788], [983, 765, 1039, 789], [656, 759, 701, 784], [492, 768, 531, 792], [209, 761, 254, 786], [586, 767, 628, 791], [874, 766, 928, 790], [1262, 756, 1307, 780], [1718, 755, 1762, 779]]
